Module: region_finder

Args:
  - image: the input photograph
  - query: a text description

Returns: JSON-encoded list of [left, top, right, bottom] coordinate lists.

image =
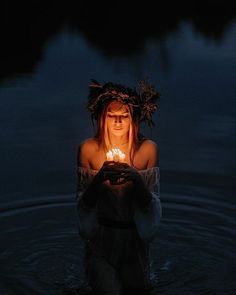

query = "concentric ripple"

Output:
[[0, 193, 235, 295], [150, 193, 236, 295]]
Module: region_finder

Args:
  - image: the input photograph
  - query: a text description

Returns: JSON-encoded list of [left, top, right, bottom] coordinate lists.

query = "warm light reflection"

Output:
[[106, 148, 126, 162]]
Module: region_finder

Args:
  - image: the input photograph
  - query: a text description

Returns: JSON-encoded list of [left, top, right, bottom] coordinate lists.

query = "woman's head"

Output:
[[86, 79, 160, 162]]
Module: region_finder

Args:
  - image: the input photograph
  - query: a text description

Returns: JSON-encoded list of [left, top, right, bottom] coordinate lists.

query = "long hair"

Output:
[[94, 100, 143, 166]]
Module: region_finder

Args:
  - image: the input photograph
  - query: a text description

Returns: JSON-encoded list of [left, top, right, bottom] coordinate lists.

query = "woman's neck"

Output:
[[108, 134, 129, 148], [110, 141, 128, 148]]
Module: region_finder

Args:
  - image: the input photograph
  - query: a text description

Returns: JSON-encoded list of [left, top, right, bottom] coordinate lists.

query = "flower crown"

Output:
[[87, 79, 160, 127]]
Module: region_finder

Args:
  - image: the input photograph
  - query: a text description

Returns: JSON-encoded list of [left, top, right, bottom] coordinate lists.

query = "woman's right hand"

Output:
[[93, 161, 125, 185]]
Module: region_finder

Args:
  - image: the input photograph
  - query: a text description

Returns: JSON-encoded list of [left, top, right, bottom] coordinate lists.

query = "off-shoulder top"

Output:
[[76, 166, 162, 241], [76, 166, 159, 194]]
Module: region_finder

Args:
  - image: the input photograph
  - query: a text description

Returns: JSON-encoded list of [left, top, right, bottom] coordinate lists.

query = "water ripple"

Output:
[[0, 193, 235, 294]]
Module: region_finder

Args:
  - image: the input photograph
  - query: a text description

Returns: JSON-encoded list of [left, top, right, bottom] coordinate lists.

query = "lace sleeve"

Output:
[[134, 167, 162, 241], [76, 167, 99, 239], [76, 167, 97, 202], [139, 166, 160, 194]]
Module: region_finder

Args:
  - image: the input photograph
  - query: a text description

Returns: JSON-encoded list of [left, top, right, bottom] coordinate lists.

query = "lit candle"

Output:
[[106, 148, 126, 162]]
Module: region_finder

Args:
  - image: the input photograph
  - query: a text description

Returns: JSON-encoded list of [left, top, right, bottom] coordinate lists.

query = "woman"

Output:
[[76, 80, 162, 295]]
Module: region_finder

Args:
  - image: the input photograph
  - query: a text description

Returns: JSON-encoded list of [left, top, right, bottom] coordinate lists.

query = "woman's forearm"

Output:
[[134, 178, 152, 208]]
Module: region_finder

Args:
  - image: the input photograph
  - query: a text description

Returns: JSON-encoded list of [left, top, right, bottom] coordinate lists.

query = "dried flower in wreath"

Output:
[[86, 79, 160, 127]]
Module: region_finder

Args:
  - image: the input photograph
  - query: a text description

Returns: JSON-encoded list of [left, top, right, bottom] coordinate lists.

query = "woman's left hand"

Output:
[[115, 162, 152, 207], [113, 162, 143, 185]]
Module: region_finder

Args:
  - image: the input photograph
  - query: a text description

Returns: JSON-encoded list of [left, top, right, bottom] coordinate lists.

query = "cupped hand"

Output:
[[111, 162, 143, 185], [92, 161, 142, 185], [93, 161, 126, 184]]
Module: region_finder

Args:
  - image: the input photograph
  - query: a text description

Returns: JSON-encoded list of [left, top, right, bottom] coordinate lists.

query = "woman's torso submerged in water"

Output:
[[81, 137, 157, 276]]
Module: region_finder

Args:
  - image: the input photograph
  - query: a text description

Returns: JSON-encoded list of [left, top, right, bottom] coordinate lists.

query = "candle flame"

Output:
[[106, 148, 126, 162]]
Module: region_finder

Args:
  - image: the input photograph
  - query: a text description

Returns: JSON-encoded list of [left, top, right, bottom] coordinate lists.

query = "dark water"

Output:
[[0, 193, 235, 295], [1, 3, 236, 294]]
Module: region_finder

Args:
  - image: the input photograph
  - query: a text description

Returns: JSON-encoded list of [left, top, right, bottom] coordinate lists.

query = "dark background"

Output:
[[1, 0, 236, 201]]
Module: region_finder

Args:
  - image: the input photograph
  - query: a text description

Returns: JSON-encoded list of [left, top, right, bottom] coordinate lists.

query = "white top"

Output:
[[76, 166, 162, 241]]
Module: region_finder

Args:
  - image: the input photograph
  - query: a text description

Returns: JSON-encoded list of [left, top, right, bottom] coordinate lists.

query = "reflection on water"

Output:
[[0, 192, 235, 294]]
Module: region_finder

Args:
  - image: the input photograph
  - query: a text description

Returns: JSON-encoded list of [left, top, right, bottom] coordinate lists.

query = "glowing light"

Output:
[[106, 148, 126, 162]]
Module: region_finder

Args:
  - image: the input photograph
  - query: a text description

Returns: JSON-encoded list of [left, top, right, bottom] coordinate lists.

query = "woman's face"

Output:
[[106, 101, 131, 137]]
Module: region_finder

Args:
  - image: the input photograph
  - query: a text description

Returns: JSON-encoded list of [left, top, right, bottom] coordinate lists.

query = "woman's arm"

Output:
[[137, 140, 162, 241], [77, 140, 105, 208], [143, 139, 159, 168], [120, 140, 159, 207], [119, 140, 162, 241], [76, 140, 100, 239]]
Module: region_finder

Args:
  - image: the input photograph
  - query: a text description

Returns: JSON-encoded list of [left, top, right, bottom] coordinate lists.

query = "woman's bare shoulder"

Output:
[[139, 139, 159, 167], [79, 138, 98, 149], [140, 139, 158, 150], [77, 138, 98, 167]]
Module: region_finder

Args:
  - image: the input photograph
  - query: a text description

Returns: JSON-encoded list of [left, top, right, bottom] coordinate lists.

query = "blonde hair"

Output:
[[95, 100, 141, 165]]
